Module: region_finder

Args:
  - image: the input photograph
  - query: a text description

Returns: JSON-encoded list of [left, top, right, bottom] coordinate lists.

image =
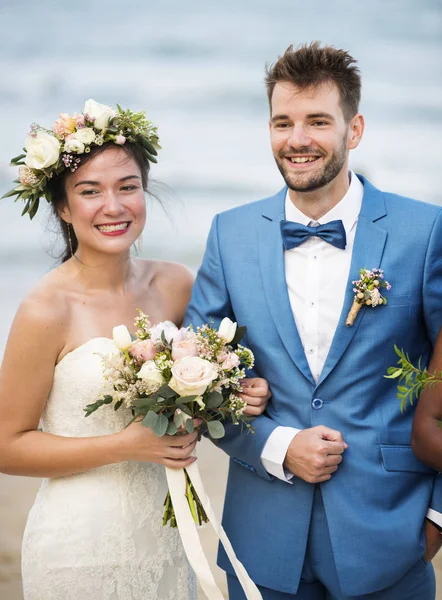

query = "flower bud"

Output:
[[113, 325, 132, 350], [218, 317, 237, 343]]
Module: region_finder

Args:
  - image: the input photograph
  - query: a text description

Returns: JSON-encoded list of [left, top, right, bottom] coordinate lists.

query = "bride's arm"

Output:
[[0, 291, 199, 478], [412, 327, 442, 471]]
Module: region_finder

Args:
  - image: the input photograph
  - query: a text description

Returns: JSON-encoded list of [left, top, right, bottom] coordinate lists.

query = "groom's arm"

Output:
[[185, 214, 281, 480], [421, 209, 442, 541]]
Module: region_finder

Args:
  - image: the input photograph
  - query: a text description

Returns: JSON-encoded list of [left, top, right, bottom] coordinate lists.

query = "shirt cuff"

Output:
[[261, 426, 301, 483], [427, 508, 442, 529]]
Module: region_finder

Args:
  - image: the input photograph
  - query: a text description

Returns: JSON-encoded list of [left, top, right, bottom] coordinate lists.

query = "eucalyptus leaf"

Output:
[[166, 421, 178, 436], [207, 420, 225, 439], [132, 397, 156, 408], [186, 419, 195, 434], [205, 391, 224, 409], [174, 411, 185, 428], [153, 413, 169, 437], [157, 384, 176, 399], [142, 410, 159, 429], [177, 395, 198, 404]]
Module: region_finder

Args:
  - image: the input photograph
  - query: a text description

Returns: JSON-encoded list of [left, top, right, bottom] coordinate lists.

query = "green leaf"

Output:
[[10, 153, 26, 163], [177, 395, 198, 403], [142, 410, 159, 429], [152, 413, 169, 437], [1, 188, 20, 199], [205, 391, 224, 408], [157, 384, 176, 399], [207, 420, 225, 439], [166, 421, 177, 435], [384, 368, 403, 379], [114, 399, 123, 411], [231, 325, 247, 346], [186, 419, 195, 433], [133, 396, 157, 408]]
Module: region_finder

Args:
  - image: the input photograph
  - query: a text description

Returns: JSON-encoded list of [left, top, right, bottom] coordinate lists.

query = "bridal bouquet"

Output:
[[84, 311, 255, 527]]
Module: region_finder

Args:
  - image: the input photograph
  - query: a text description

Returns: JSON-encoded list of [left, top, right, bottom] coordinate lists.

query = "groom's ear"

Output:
[[347, 113, 364, 150]]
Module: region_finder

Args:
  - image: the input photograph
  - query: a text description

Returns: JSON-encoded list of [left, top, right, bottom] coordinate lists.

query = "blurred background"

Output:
[[0, 0, 441, 598]]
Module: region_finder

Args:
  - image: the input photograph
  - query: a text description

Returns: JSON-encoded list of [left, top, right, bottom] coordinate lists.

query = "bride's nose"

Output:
[[102, 192, 124, 216]]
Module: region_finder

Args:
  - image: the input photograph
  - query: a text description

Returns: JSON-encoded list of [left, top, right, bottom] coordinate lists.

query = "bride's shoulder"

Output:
[[15, 268, 70, 333], [138, 259, 194, 293]]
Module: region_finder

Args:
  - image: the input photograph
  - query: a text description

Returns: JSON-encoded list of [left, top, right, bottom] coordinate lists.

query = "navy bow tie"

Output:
[[280, 219, 347, 250]]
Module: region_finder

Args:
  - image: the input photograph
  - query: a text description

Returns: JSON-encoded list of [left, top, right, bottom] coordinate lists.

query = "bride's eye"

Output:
[[120, 185, 139, 192], [81, 189, 100, 196]]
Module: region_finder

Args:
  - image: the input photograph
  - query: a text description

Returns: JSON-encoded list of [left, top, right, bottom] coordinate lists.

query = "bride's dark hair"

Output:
[[48, 142, 150, 263]]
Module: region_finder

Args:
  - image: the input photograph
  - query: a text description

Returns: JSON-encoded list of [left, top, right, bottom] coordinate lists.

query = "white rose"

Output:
[[169, 356, 218, 397], [25, 131, 60, 169], [218, 317, 237, 343], [64, 137, 85, 154], [83, 99, 116, 130], [113, 325, 132, 350], [138, 360, 164, 387], [74, 127, 95, 145]]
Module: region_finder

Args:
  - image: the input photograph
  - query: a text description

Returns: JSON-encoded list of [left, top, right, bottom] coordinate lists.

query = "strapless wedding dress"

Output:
[[21, 337, 197, 600]]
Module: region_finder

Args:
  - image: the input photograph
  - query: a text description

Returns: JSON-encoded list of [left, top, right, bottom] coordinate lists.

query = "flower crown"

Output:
[[2, 99, 161, 219]]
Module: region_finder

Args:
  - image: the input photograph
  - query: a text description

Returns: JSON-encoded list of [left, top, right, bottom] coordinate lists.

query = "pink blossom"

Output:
[[221, 352, 240, 371], [52, 113, 76, 139], [115, 134, 126, 145], [129, 339, 157, 362], [75, 114, 85, 128], [172, 339, 199, 361]]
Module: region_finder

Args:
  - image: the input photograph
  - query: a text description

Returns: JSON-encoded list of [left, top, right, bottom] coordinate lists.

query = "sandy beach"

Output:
[[1, 437, 441, 600]]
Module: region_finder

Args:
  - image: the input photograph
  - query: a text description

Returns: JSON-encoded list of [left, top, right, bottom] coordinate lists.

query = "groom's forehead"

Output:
[[270, 81, 342, 115]]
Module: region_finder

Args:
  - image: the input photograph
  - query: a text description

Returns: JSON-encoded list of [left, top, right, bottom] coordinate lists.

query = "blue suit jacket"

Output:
[[185, 176, 442, 596]]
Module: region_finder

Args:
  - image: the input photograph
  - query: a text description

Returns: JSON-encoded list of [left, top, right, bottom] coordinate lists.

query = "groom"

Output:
[[186, 43, 442, 599]]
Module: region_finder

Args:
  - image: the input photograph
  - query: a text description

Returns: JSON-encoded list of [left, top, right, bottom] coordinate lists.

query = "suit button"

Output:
[[312, 398, 323, 410]]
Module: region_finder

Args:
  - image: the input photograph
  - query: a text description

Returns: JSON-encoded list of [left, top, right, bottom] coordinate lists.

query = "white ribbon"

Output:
[[165, 462, 262, 600]]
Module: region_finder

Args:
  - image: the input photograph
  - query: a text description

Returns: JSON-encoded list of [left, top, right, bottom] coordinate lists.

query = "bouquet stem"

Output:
[[346, 300, 363, 327], [163, 469, 208, 528]]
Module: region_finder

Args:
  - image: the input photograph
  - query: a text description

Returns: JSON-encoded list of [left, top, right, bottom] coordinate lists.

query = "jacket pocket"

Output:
[[380, 444, 436, 474]]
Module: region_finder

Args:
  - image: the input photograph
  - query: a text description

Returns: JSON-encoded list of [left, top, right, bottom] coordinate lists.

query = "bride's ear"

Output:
[[59, 203, 72, 224]]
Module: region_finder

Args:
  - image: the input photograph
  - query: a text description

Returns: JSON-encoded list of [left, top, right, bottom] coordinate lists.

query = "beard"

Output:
[[275, 136, 348, 193]]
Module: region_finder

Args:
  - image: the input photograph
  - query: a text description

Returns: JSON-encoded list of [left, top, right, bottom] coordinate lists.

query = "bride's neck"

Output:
[[66, 249, 136, 295]]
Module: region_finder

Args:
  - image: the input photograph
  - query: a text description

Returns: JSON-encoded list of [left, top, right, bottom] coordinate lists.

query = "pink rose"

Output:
[[221, 352, 240, 371], [169, 356, 218, 397], [172, 339, 199, 361], [115, 134, 126, 145], [129, 339, 157, 362]]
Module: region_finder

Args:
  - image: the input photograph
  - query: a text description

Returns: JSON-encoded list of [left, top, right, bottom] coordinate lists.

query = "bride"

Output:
[[0, 100, 269, 600]]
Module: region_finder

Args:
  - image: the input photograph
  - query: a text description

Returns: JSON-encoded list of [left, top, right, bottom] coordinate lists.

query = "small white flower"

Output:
[[64, 137, 85, 154], [218, 317, 237, 343], [112, 325, 132, 350], [138, 360, 164, 387], [74, 127, 96, 145]]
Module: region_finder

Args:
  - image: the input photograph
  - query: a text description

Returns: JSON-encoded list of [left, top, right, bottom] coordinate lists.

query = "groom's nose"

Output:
[[287, 124, 312, 148]]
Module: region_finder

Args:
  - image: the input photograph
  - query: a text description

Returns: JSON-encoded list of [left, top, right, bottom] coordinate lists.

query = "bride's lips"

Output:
[[95, 221, 132, 236]]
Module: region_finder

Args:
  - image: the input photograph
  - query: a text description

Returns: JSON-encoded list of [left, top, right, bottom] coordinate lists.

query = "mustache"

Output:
[[278, 147, 325, 158]]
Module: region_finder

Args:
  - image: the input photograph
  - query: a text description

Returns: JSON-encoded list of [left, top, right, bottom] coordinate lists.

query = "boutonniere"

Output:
[[346, 268, 391, 327]]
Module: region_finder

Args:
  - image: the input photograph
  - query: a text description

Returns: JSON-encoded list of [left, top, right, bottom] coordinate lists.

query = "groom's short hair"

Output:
[[265, 42, 361, 122]]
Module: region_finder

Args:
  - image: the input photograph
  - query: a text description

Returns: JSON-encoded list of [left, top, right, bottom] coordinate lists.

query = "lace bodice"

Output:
[[21, 338, 196, 600]]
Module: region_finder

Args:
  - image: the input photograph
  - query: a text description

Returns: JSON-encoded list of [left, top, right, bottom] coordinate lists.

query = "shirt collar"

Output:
[[284, 170, 364, 234]]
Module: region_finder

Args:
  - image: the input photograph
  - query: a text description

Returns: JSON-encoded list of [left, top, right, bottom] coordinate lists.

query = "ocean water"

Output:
[[0, 0, 441, 354]]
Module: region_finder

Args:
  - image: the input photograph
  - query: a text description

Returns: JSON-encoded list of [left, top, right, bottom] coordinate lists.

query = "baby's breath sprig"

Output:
[[385, 345, 442, 413]]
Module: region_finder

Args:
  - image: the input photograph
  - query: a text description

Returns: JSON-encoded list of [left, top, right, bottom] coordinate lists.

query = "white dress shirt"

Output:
[[261, 171, 363, 479]]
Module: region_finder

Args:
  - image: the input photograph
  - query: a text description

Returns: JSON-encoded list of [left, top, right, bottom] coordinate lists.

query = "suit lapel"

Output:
[[258, 188, 316, 386], [316, 177, 388, 387]]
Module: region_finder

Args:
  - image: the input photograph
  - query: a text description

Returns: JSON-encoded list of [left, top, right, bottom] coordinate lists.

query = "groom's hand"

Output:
[[283, 425, 348, 483], [425, 519, 442, 562]]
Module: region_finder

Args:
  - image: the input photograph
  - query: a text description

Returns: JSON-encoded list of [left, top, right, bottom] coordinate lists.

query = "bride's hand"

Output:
[[239, 377, 271, 416], [117, 419, 200, 469]]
